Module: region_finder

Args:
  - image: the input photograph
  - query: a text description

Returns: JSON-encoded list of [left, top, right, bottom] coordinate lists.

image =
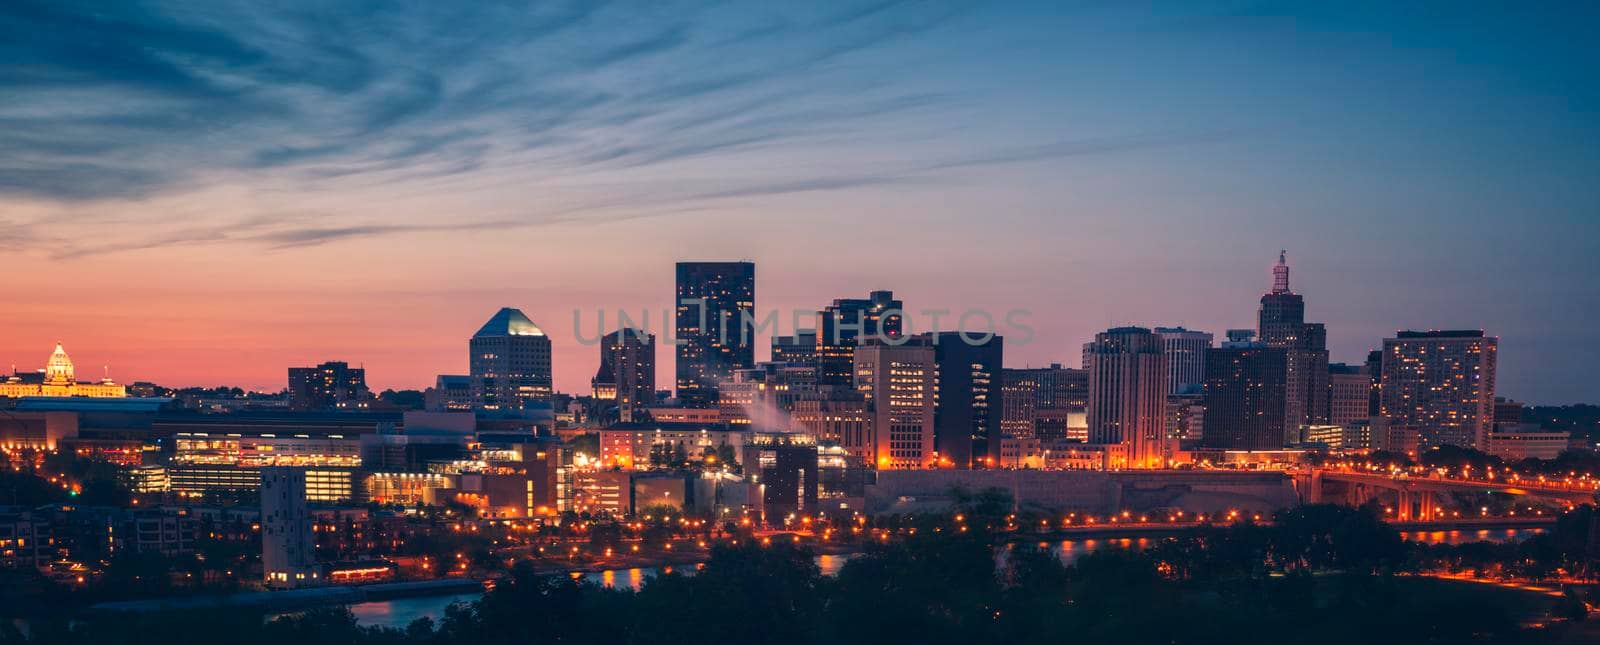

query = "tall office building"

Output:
[[261, 467, 318, 588], [1154, 327, 1213, 395], [1000, 364, 1088, 441], [1200, 335, 1288, 451], [1083, 327, 1169, 468], [853, 338, 936, 469], [1327, 363, 1371, 427], [675, 261, 756, 408], [1379, 330, 1498, 449], [1257, 251, 1329, 442], [791, 396, 868, 446], [1365, 349, 1384, 418], [921, 332, 1002, 468], [287, 361, 369, 411], [593, 329, 655, 422], [1000, 370, 1041, 440], [1166, 392, 1206, 442], [470, 307, 553, 410], [816, 290, 903, 386]]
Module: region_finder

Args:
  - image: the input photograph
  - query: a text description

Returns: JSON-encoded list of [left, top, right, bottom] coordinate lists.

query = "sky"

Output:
[[2, 0, 1597, 404]]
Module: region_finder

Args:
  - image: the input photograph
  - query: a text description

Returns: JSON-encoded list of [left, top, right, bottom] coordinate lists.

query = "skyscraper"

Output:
[[287, 361, 369, 411], [1084, 327, 1169, 469], [1257, 251, 1329, 442], [921, 332, 1002, 468], [1326, 363, 1371, 427], [261, 467, 317, 588], [594, 328, 655, 422], [1365, 349, 1384, 418], [675, 261, 755, 408], [1200, 334, 1289, 451], [1000, 364, 1088, 441], [853, 338, 936, 469], [1154, 327, 1213, 395], [1379, 330, 1498, 449], [470, 307, 553, 410], [816, 290, 903, 386]]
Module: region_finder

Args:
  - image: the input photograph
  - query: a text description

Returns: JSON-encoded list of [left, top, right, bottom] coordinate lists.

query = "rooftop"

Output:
[[474, 307, 545, 338], [1394, 330, 1486, 339]]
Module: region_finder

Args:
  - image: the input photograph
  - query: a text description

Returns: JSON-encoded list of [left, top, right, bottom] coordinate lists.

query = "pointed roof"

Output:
[[474, 307, 545, 338], [593, 357, 615, 384]]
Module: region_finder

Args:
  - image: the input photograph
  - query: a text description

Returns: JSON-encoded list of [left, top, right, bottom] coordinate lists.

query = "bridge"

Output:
[[1299, 468, 1598, 521]]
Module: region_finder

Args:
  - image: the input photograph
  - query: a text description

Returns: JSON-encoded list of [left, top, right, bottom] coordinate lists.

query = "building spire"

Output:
[[1271, 250, 1291, 294]]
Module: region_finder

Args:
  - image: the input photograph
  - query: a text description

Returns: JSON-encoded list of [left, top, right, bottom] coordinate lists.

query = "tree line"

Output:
[[8, 496, 1596, 645]]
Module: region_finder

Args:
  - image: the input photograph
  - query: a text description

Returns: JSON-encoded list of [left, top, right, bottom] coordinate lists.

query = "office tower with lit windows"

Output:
[[287, 361, 369, 411], [1379, 330, 1498, 449], [1365, 349, 1384, 417], [469, 307, 553, 410], [816, 290, 903, 386], [675, 261, 756, 408], [1200, 334, 1289, 451], [1493, 397, 1526, 428], [853, 338, 936, 469], [425, 374, 472, 412], [261, 467, 318, 589], [920, 332, 1002, 468], [1257, 251, 1329, 442], [771, 329, 818, 365], [999, 370, 1040, 440], [1000, 364, 1088, 441], [593, 328, 655, 422], [1326, 363, 1371, 427], [1166, 392, 1205, 442], [791, 395, 868, 446], [1153, 327, 1213, 395], [718, 362, 818, 430], [1083, 327, 1169, 468]]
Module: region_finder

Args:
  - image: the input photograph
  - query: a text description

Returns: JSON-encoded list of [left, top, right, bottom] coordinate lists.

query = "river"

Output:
[[346, 529, 1545, 629]]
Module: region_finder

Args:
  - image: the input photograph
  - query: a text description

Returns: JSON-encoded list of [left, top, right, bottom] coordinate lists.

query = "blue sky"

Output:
[[2, 0, 1596, 402]]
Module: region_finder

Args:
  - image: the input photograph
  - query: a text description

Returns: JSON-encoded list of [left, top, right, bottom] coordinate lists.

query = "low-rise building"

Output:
[[1040, 442, 1126, 471], [1483, 425, 1571, 461], [598, 423, 743, 470]]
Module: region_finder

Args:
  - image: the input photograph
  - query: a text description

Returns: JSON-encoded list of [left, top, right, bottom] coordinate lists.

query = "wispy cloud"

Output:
[[9, 0, 1216, 259], [1, 1, 965, 204]]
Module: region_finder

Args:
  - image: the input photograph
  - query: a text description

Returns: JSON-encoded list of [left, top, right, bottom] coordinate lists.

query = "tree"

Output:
[[379, 389, 427, 410]]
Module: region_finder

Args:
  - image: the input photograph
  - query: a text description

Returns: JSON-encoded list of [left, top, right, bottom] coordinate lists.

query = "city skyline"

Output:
[[5, 3, 1599, 637], [0, 253, 1570, 404], [4, 1, 1597, 403]]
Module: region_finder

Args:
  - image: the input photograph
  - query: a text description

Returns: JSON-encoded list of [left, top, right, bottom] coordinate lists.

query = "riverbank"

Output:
[[86, 541, 866, 617], [518, 540, 864, 577]]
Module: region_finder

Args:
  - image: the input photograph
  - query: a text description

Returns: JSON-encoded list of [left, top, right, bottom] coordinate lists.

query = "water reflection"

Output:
[[1399, 528, 1542, 545], [346, 593, 475, 628]]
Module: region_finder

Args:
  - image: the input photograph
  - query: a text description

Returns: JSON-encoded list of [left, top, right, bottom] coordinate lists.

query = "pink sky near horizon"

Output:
[[0, 224, 1453, 400]]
